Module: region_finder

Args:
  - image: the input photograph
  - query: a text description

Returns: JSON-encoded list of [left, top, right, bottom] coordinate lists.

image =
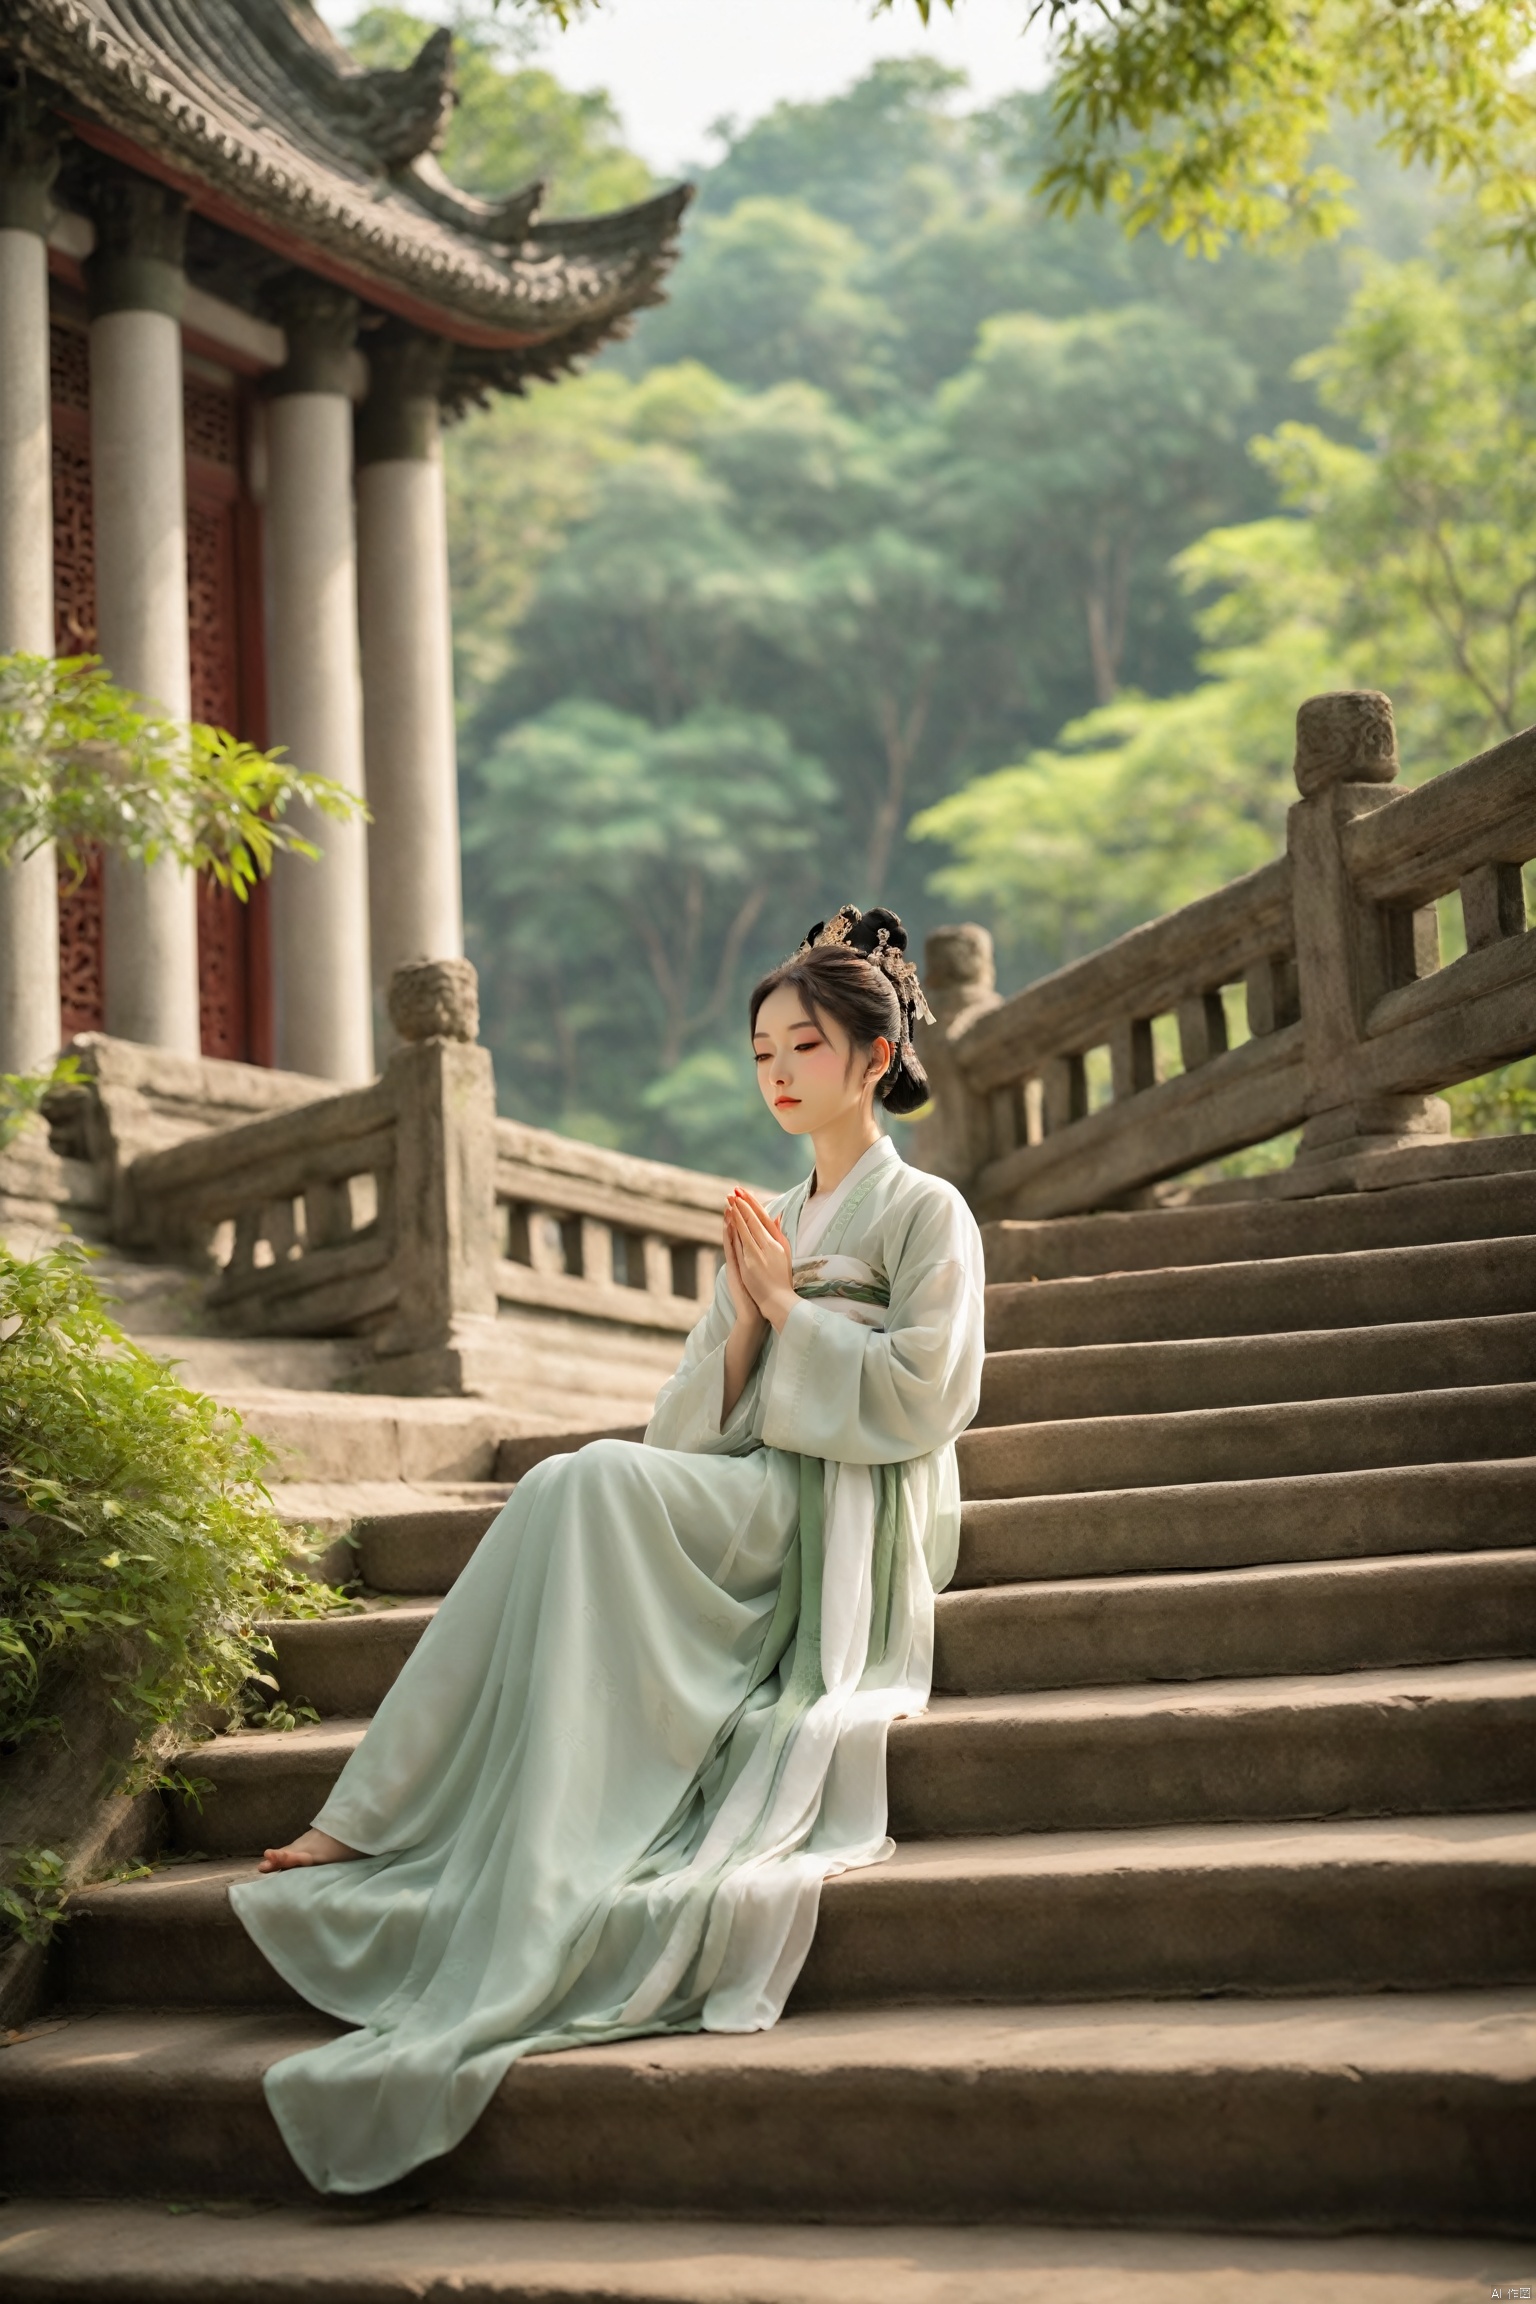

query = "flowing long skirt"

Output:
[[231, 1436, 818, 2194]]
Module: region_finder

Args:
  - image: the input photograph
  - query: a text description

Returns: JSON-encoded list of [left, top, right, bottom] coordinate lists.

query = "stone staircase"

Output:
[[3, 1171, 1535, 2294]]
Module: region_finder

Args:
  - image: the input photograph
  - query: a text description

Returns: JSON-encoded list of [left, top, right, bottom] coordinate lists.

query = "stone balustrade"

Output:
[[922, 691, 1536, 1219], [122, 957, 732, 1405], [495, 1120, 723, 1337]]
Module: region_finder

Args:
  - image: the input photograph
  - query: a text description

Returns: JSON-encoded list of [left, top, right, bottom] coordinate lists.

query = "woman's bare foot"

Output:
[[257, 1828, 365, 1875]]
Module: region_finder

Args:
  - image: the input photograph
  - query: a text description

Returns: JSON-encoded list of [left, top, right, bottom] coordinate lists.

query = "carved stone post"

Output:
[[1288, 690, 1451, 1163], [908, 923, 1001, 1187], [0, 84, 61, 1073], [361, 957, 499, 1393]]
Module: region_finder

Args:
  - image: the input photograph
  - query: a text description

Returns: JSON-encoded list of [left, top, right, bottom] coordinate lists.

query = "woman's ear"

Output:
[[867, 1036, 893, 1086]]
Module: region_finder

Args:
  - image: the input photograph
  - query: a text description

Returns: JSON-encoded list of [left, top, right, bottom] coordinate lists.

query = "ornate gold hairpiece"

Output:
[[795, 907, 935, 1035]]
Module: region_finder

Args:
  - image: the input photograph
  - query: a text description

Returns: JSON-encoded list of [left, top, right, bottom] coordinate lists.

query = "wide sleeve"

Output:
[[760, 1182, 985, 1466], [644, 1258, 767, 1455]]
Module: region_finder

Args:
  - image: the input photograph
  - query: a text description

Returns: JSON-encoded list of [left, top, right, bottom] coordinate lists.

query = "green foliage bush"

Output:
[[0, 1237, 341, 1768], [0, 1846, 70, 1948]]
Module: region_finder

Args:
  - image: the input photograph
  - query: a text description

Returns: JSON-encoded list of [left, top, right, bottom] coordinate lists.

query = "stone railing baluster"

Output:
[[580, 1217, 615, 1288], [1176, 991, 1228, 1072], [1460, 862, 1526, 951], [1109, 1018, 1155, 1101], [642, 1234, 674, 1296]]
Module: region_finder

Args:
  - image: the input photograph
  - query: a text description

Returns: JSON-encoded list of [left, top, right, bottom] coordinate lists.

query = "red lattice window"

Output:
[[52, 326, 104, 1035], [187, 494, 239, 730], [195, 877, 250, 1060], [184, 371, 240, 470], [57, 851, 105, 1041], [51, 438, 98, 656], [187, 467, 250, 1059], [49, 320, 89, 416]]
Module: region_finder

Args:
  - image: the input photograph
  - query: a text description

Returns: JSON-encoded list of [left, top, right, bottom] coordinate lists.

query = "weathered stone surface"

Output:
[[986, 1232, 1536, 1348], [2, 1996, 1531, 2228], [1292, 689, 1399, 794], [977, 1308, 1536, 1424], [63, 1816, 1536, 2015], [386, 958, 479, 1046], [0, 2199, 1496, 2304]]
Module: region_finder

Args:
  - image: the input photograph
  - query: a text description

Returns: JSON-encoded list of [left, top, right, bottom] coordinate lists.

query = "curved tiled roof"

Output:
[[9, 0, 690, 356]]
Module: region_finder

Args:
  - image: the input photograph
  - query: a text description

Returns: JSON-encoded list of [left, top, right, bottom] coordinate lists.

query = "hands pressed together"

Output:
[[723, 1187, 796, 1336]]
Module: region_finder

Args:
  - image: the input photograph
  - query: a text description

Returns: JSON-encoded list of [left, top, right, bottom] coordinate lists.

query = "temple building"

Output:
[[0, 0, 687, 1081]]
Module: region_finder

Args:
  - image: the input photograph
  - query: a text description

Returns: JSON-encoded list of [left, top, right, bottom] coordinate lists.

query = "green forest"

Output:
[[353, 9, 1536, 1183]]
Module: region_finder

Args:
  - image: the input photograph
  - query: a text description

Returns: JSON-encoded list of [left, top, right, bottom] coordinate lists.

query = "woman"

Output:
[[231, 904, 987, 2195]]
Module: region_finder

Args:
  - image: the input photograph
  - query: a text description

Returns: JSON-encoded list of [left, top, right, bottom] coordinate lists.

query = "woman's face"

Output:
[[752, 982, 890, 1137]]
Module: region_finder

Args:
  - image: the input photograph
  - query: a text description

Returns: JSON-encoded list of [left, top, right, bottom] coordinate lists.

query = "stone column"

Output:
[[356, 325, 463, 1023], [0, 89, 61, 1074], [86, 170, 202, 1056], [264, 281, 373, 1083]]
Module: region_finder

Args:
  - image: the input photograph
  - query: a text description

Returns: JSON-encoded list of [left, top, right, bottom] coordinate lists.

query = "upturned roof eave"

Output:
[[10, 0, 690, 355]]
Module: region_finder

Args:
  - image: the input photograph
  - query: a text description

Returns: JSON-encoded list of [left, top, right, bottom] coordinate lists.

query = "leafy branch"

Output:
[[885, 0, 1536, 258], [0, 653, 368, 900], [0, 1054, 85, 1154]]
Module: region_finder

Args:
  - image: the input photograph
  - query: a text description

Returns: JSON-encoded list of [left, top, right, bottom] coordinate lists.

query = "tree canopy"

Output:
[[353, 16, 1526, 1175], [918, 0, 1536, 258], [488, 0, 1535, 252], [914, 249, 1536, 980]]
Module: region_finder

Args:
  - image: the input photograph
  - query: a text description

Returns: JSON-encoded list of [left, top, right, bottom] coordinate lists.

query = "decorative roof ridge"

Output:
[[8, 0, 691, 351], [401, 152, 546, 248], [227, 0, 455, 170], [529, 186, 694, 256]]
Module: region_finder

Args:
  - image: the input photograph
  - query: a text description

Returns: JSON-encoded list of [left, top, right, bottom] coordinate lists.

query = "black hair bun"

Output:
[[880, 1037, 931, 1116], [802, 904, 909, 958], [851, 905, 908, 956]]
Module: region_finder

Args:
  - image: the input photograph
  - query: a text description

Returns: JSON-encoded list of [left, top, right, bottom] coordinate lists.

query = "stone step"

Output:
[[959, 1380, 1536, 1500], [496, 1424, 648, 1481], [977, 1312, 1536, 1427], [270, 1480, 508, 1547], [956, 1458, 1536, 1585], [222, 1391, 508, 1486], [284, 1459, 1536, 1611], [63, 1816, 1536, 2017], [801, 1814, 1536, 2009], [890, 1661, 1536, 1841], [934, 1549, 1536, 1694], [0, 2202, 1493, 2304], [168, 1661, 1536, 1854], [2, 1995, 1530, 2228], [133, 1334, 373, 1395], [986, 1233, 1536, 1350], [352, 1501, 504, 1594], [262, 1547, 1536, 1718], [261, 1604, 437, 1717], [983, 1169, 1536, 1283]]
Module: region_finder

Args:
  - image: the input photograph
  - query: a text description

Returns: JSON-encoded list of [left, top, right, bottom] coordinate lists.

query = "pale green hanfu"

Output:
[[230, 1134, 986, 2195]]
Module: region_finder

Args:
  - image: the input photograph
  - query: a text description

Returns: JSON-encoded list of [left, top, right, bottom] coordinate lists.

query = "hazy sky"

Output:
[[322, 1, 1050, 177]]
